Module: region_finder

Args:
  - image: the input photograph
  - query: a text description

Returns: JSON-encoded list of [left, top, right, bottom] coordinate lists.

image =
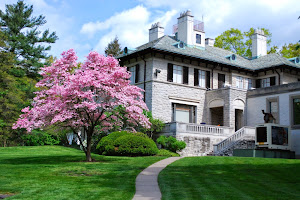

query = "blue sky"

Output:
[[0, 0, 299, 61]]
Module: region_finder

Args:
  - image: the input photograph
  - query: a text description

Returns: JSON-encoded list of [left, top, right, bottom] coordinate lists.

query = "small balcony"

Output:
[[172, 20, 204, 34]]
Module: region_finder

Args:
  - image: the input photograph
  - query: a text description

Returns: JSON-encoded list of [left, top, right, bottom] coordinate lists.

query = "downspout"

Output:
[[274, 68, 281, 85], [143, 58, 146, 101], [137, 52, 147, 102]]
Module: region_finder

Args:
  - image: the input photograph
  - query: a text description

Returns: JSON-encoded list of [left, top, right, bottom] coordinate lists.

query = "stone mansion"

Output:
[[118, 10, 300, 158]]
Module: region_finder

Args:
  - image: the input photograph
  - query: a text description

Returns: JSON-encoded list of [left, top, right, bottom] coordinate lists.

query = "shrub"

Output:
[[96, 131, 128, 155], [140, 111, 165, 138], [97, 131, 158, 156], [22, 129, 60, 146], [157, 135, 186, 153], [156, 149, 180, 157]]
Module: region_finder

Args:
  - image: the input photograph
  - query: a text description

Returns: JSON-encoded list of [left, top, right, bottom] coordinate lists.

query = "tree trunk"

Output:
[[85, 128, 93, 162]]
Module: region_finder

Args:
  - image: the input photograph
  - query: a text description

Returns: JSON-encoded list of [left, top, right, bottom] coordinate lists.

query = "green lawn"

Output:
[[0, 146, 164, 200], [159, 156, 300, 200]]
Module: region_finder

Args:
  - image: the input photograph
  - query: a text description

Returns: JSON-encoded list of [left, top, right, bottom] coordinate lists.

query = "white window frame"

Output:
[[290, 95, 300, 128], [129, 66, 136, 84], [173, 65, 183, 83], [247, 78, 252, 89], [199, 70, 206, 87], [196, 34, 201, 44], [262, 78, 270, 88], [236, 76, 244, 89]]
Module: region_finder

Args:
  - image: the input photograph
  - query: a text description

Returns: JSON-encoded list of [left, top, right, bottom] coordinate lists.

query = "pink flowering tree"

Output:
[[13, 49, 150, 162]]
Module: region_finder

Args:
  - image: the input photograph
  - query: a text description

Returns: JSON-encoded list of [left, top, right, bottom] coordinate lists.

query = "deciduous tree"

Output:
[[214, 27, 273, 58], [280, 42, 300, 58], [13, 49, 150, 161]]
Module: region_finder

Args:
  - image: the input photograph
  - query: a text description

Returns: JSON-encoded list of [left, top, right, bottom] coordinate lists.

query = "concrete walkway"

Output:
[[132, 157, 182, 200]]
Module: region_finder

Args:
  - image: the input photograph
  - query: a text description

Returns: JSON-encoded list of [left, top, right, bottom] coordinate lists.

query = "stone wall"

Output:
[[220, 140, 255, 156], [176, 133, 227, 156]]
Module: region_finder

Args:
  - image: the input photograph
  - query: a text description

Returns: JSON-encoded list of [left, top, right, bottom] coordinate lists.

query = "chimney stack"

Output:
[[177, 10, 194, 46], [176, 10, 205, 49], [149, 22, 164, 42], [205, 38, 215, 47], [251, 29, 267, 58]]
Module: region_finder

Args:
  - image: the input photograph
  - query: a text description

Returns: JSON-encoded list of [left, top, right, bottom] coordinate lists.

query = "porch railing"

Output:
[[161, 122, 234, 137], [213, 126, 255, 155]]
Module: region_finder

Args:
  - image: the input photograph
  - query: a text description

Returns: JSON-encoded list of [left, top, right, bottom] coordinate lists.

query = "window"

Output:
[[247, 78, 252, 89], [172, 103, 196, 123], [292, 97, 300, 126], [262, 78, 270, 88], [199, 70, 206, 87], [196, 34, 201, 44], [128, 64, 139, 84], [194, 68, 210, 88], [261, 77, 276, 88], [173, 65, 183, 83], [218, 73, 225, 88], [267, 98, 279, 124], [236, 76, 244, 89], [167, 63, 188, 84], [129, 66, 136, 84]]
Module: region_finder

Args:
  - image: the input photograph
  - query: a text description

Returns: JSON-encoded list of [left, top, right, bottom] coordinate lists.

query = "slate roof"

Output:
[[120, 35, 300, 71]]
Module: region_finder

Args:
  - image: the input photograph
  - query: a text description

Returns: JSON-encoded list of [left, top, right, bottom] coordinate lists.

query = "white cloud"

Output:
[[140, 0, 300, 46], [81, 5, 177, 54], [81, 5, 150, 38]]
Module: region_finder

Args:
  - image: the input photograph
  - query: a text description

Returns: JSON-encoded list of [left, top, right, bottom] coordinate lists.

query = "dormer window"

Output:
[[225, 54, 236, 61], [288, 57, 300, 64], [196, 34, 201, 44], [173, 41, 186, 49]]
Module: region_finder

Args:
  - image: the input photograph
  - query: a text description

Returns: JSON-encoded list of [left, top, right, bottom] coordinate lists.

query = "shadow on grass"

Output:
[[0, 154, 130, 165]]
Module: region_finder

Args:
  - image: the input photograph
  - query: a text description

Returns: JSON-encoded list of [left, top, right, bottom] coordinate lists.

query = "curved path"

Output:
[[132, 157, 183, 200]]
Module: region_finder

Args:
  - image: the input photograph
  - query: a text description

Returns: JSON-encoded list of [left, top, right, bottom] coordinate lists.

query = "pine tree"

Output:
[[105, 36, 122, 57], [0, 0, 58, 79], [0, 30, 36, 146]]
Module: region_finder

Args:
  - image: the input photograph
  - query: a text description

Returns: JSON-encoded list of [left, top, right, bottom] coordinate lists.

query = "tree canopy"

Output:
[[214, 27, 272, 58], [280, 42, 300, 58], [13, 49, 150, 161], [0, 0, 58, 78], [104, 36, 122, 57]]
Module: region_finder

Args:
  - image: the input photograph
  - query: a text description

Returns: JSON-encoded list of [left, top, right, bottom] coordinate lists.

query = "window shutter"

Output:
[[167, 63, 173, 82], [206, 71, 211, 88], [194, 68, 199, 86], [270, 76, 276, 86], [183, 66, 188, 84], [135, 64, 140, 83], [256, 79, 261, 88]]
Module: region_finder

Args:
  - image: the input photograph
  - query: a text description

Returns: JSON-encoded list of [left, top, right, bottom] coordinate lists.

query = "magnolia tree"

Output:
[[13, 49, 150, 161]]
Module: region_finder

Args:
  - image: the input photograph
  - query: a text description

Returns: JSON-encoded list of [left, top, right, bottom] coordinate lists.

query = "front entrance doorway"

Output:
[[235, 109, 244, 131], [210, 107, 223, 126]]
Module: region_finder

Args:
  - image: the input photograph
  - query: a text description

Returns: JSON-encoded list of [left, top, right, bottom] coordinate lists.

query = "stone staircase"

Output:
[[212, 126, 256, 156]]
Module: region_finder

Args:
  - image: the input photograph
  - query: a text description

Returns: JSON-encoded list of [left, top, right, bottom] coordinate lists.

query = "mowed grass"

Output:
[[0, 146, 164, 200], [159, 156, 300, 200]]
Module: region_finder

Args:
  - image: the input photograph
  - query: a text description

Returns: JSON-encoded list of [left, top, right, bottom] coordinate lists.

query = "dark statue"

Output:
[[262, 110, 276, 123]]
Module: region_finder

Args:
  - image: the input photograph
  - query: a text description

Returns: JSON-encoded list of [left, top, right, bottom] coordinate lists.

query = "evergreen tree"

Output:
[[104, 36, 122, 57], [0, 0, 58, 79], [0, 30, 36, 146]]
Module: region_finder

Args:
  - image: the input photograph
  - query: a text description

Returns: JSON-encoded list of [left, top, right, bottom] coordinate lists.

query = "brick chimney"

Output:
[[149, 22, 164, 42]]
